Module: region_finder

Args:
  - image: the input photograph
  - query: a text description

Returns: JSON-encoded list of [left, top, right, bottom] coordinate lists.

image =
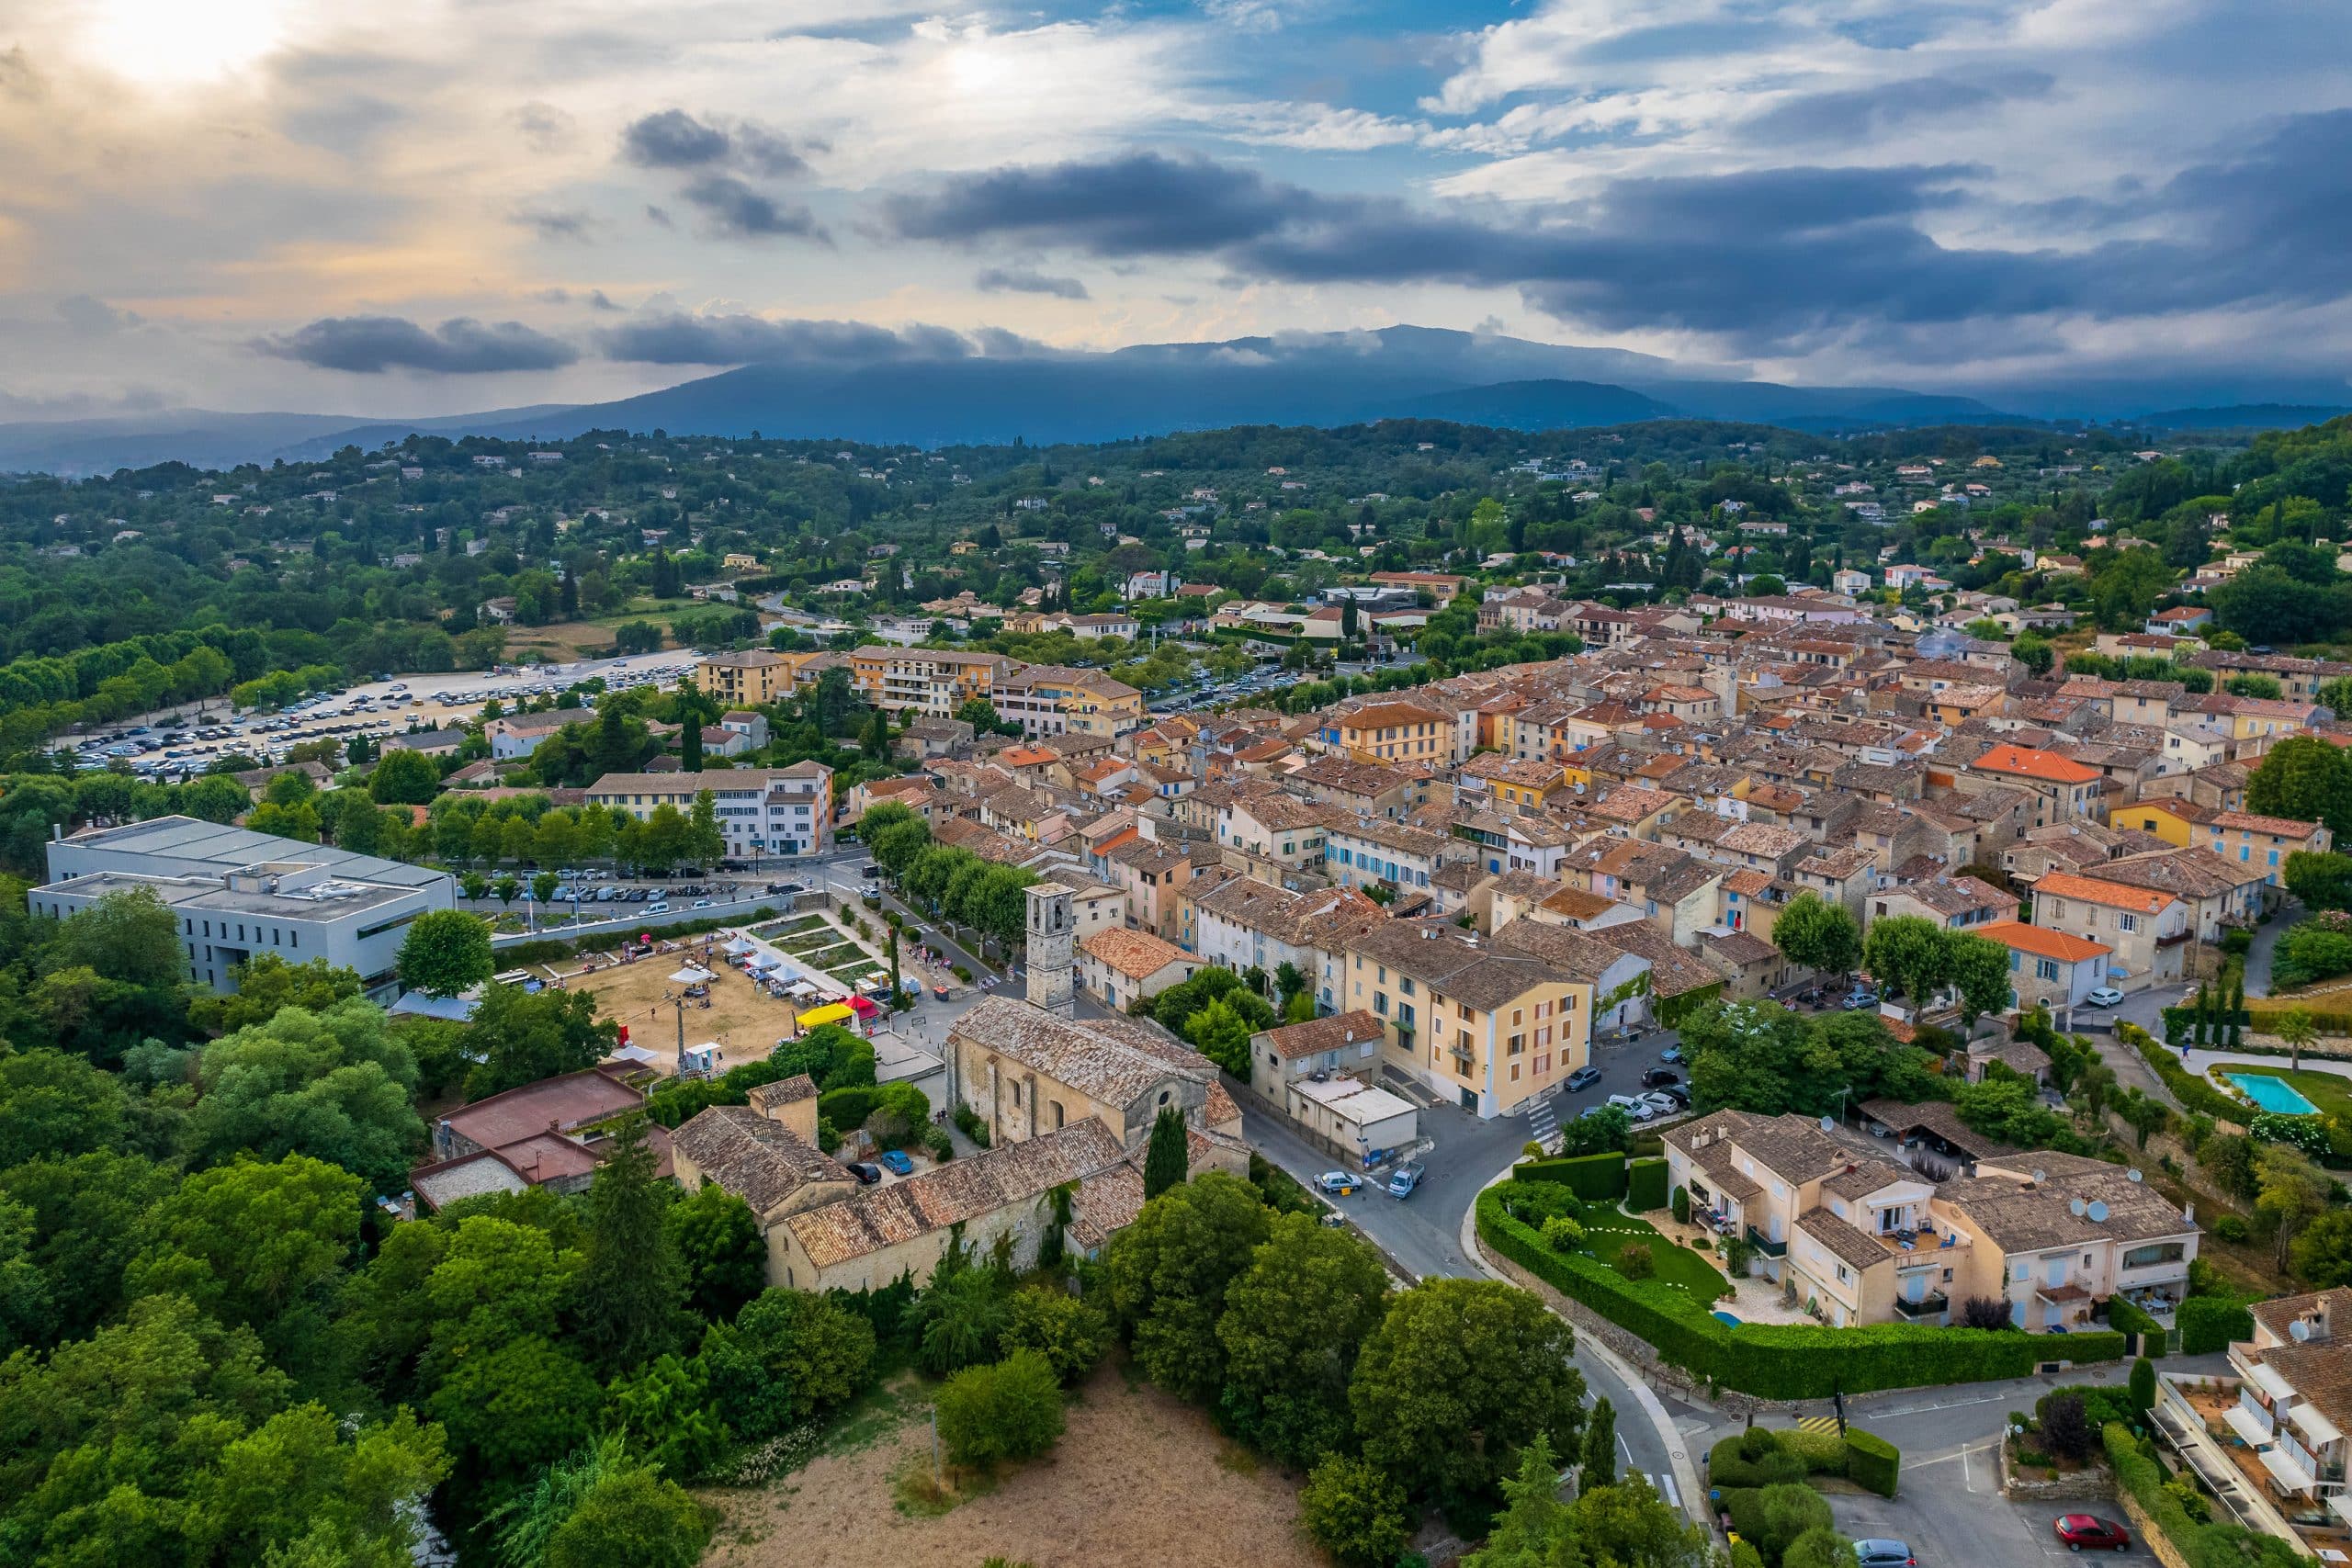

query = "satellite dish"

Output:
[[2087, 1201, 2109, 1224], [2069, 1197, 2088, 1217], [2032, 1168, 2048, 1185], [2128, 1169, 2143, 1184], [2291, 1320, 2312, 1343], [1820, 1116, 1836, 1132]]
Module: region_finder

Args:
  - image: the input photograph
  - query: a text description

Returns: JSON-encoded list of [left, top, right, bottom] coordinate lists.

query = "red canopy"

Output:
[[847, 995, 879, 1018]]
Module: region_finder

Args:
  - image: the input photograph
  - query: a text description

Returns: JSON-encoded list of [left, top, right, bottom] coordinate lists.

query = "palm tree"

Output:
[[2277, 1008, 2317, 1074]]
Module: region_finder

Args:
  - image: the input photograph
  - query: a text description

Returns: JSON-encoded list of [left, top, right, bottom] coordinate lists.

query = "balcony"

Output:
[[1746, 1224, 1787, 1258], [1892, 1291, 1949, 1320]]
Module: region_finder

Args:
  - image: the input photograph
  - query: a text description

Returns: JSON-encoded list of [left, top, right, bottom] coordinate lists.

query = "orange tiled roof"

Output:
[[1972, 743, 2101, 784], [1975, 920, 2111, 963], [2031, 872, 2174, 915]]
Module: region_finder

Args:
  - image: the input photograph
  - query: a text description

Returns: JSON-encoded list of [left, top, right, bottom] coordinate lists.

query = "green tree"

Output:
[[2129, 1356, 2157, 1414], [577, 1115, 684, 1374], [934, 1348, 1066, 1467], [189, 953, 363, 1034], [369, 747, 442, 804], [1181, 996, 1255, 1077], [2290, 1210, 2352, 1288], [1350, 1277, 1586, 1513], [1581, 1393, 1618, 1491], [1142, 1106, 1188, 1200], [1946, 931, 2015, 1031], [2276, 1007, 2318, 1073], [1572, 1472, 1718, 1568], [700, 1288, 876, 1441], [396, 908, 494, 998], [1001, 1285, 1111, 1384], [1771, 892, 1860, 976], [1861, 914, 1951, 1008], [2284, 852, 2352, 913], [1108, 1170, 1272, 1402], [2256, 1143, 2331, 1271], [544, 1463, 711, 1568], [128, 1153, 365, 1337], [466, 983, 618, 1100], [50, 883, 188, 987], [663, 1180, 766, 1324], [1215, 1211, 1393, 1465], [185, 996, 426, 1190], [1463, 1433, 1567, 1568], [1299, 1452, 1412, 1568], [2250, 736, 2352, 839], [2011, 634, 2053, 677]]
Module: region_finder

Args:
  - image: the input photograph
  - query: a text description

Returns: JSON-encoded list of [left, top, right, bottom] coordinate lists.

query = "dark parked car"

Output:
[[2053, 1516, 2130, 1552], [844, 1161, 883, 1185], [1854, 1543, 1917, 1568], [1657, 1044, 1683, 1064], [1655, 1084, 1691, 1109], [1642, 1067, 1681, 1088], [1566, 1065, 1603, 1092]]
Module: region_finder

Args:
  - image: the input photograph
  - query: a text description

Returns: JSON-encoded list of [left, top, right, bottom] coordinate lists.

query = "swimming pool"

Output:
[[1712, 1310, 1743, 1327], [2226, 1073, 2321, 1115]]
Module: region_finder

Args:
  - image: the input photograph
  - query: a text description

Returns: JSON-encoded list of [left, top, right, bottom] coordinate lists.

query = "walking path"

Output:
[[2180, 1044, 2352, 1084]]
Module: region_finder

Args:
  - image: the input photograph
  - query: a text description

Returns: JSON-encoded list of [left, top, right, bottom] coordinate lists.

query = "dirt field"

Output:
[[567, 940, 800, 1075], [705, 1366, 1323, 1568]]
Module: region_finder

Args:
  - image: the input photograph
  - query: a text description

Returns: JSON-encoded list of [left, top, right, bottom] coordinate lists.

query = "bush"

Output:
[[1671, 1184, 1691, 1224], [1479, 1183, 2126, 1398], [2040, 1393, 2095, 1462], [1784, 1527, 1859, 1568], [2105, 1422, 2308, 1568], [1517, 1150, 1630, 1201], [2107, 1294, 2165, 1355], [1619, 1243, 1655, 1280], [1298, 1454, 1412, 1568], [934, 1350, 1066, 1468], [2130, 1358, 2157, 1415], [1001, 1287, 1111, 1384], [2212, 1214, 2250, 1242], [2119, 1022, 2243, 1122], [1844, 1430, 1899, 1497], [953, 1102, 992, 1148], [951, 964, 974, 985], [1541, 1215, 1587, 1252], [1629, 1157, 1668, 1212], [925, 1125, 955, 1162], [1727, 1483, 1833, 1567], [1708, 1431, 1812, 1489], [2178, 1296, 2254, 1355]]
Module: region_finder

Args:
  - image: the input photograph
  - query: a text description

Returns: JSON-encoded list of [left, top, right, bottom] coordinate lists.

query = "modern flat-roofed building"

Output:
[[32, 815, 457, 995]]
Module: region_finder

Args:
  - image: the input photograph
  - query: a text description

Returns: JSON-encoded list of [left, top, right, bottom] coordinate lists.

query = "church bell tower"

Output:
[[1024, 880, 1076, 1020]]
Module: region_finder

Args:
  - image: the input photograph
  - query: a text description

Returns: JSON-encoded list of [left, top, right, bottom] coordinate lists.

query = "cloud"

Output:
[[1744, 71, 2057, 144], [884, 151, 1306, 255], [621, 108, 733, 168], [587, 289, 624, 312], [619, 109, 811, 175], [680, 176, 828, 240], [514, 206, 598, 243], [974, 265, 1090, 299], [597, 312, 978, 366], [514, 101, 575, 152], [255, 316, 581, 374], [57, 295, 138, 335]]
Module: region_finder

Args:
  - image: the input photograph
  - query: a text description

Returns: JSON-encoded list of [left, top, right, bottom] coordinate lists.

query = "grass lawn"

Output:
[[2214, 1063, 2352, 1120], [1580, 1209, 1729, 1304]]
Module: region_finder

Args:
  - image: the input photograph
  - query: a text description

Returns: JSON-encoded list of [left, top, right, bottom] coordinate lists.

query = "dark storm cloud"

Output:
[[974, 265, 1090, 299], [884, 128, 2352, 356], [679, 175, 827, 240], [255, 315, 580, 373], [1745, 71, 2055, 143], [621, 108, 732, 168], [619, 109, 811, 176], [513, 206, 598, 242], [596, 313, 977, 366], [882, 151, 1310, 255]]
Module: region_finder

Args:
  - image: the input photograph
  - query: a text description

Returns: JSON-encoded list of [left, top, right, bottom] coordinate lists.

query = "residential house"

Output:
[[1247, 1010, 1419, 1163], [1977, 921, 2113, 1021], [1340, 920, 1592, 1118], [2029, 871, 2190, 988], [1076, 926, 1202, 1010], [584, 762, 832, 858]]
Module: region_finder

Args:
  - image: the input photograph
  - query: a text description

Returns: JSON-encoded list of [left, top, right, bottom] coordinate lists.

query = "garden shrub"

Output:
[[952, 1102, 991, 1147], [1707, 1431, 1812, 1489], [2178, 1297, 2254, 1355], [1541, 1215, 1587, 1252], [1671, 1184, 1691, 1224], [1727, 1483, 1833, 1567], [1843, 1430, 1899, 1497], [2105, 1423, 2307, 1568], [1619, 1243, 1655, 1280], [1628, 1157, 1668, 1212], [934, 1350, 1066, 1468], [2212, 1214, 2250, 1242], [1480, 1182, 2124, 1398], [2107, 1294, 2165, 1356], [2119, 1022, 2243, 1122]]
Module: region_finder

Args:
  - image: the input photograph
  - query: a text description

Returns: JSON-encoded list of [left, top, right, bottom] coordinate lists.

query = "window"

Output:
[[2119, 913, 2138, 932]]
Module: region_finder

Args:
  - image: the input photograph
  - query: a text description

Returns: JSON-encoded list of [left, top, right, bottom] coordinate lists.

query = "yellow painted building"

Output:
[[695, 649, 794, 707], [2109, 799, 2204, 846], [1340, 924, 1592, 1117], [848, 646, 1011, 716], [1335, 700, 1451, 765]]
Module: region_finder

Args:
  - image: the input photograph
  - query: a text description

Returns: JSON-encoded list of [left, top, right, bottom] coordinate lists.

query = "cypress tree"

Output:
[[578, 1114, 685, 1374], [1142, 1106, 1188, 1200], [1579, 1395, 1617, 1492], [2227, 972, 2245, 1049]]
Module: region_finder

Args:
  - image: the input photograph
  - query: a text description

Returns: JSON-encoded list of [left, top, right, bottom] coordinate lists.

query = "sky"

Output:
[[2, 0, 2349, 419]]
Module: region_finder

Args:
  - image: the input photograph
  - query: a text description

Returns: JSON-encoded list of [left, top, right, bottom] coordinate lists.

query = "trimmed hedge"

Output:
[[2103, 1423, 2307, 1568], [1518, 1150, 1630, 1201], [2177, 1296, 2253, 1356], [1627, 1156, 1668, 1213], [1845, 1430, 1899, 1498], [1480, 1183, 2124, 1398], [2119, 1022, 2243, 1122], [2106, 1294, 2165, 1357]]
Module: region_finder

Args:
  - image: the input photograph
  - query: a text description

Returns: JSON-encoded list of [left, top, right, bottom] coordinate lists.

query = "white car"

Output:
[[1606, 1093, 1657, 1122], [1638, 1091, 1680, 1118], [2083, 987, 2126, 1009]]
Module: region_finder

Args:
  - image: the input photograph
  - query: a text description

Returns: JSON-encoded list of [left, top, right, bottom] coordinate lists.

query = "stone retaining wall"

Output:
[[1997, 1439, 2113, 1501]]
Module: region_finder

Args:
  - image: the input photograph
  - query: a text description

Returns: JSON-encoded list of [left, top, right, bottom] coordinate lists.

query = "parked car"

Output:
[[844, 1161, 883, 1185], [1843, 988, 1879, 1010], [878, 1149, 914, 1177], [645, 902, 670, 916], [1316, 1170, 1363, 1196], [1387, 1162, 1424, 1198], [1642, 1067, 1681, 1088], [692, 898, 713, 908], [1566, 1065, 1603, 1092], [1657, 1044, 1684, 1065], [1638, 1091, 1680, 1117], [2083, 987, 2125, 1009], [1655, 1083, 1692, 1109], [1854, 1542, 1917, 1568], [2052, 1516, 2130, 1552], [1607, 1093, 1657, 1122]]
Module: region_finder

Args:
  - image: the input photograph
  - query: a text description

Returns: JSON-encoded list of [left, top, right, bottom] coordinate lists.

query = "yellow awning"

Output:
[[797, 1002, 854, 1029]]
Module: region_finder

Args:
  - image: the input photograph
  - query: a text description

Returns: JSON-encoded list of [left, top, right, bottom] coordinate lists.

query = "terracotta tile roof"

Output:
[[1080, 925, 1191, 980], [2031, 870, 2175, 914], [1259, 1009, 1386, 1061], [2210, 810, 2325, 839], [674, 1104, 855, 1216], [947, 995, 1215, 1106], [1975, 921, 2109, 963], [1971, 744, 2101, 784]]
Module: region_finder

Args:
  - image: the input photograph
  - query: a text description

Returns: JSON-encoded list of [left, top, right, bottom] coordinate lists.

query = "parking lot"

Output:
[[1821, 1468, 2149, 1568], [68, 649, 689, 783]]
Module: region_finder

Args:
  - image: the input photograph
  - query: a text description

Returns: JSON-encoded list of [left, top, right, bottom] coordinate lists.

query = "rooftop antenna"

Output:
[[2290, 1319, 2313, 1343], [2086, 1200, 2109, 1223], [2068, 1197, 2087, 1217]]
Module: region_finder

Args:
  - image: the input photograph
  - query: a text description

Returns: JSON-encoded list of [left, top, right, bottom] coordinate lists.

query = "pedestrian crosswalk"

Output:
[[1645, 1472, 1681, 1506], [1527, 1089, 1560, 1152]]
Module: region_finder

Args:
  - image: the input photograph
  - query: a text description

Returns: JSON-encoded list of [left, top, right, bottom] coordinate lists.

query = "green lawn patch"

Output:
[[1580, 1209, 1729, 1303]]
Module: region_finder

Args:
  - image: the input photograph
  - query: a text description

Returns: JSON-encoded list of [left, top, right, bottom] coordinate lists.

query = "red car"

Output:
[[2054, 1515, 2131, 1552]]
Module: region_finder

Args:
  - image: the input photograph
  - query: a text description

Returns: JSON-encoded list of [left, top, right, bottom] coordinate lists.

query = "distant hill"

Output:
[[2132, 404, 2352, 432], [1383, 379, 1681, 430]]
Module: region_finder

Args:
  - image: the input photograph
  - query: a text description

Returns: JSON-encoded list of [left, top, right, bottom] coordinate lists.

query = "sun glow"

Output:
[[76, 0, 293, 86]]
